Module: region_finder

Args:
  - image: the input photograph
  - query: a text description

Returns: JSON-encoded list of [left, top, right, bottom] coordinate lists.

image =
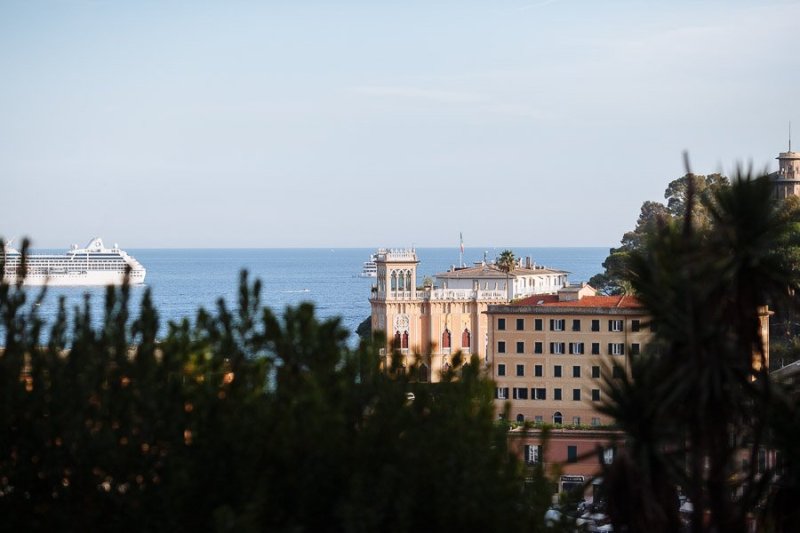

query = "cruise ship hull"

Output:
[[4, 270, 146, 286]]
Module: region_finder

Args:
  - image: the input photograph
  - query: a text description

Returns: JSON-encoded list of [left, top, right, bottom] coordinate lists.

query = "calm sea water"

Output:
[[9, 247, 608, 345]]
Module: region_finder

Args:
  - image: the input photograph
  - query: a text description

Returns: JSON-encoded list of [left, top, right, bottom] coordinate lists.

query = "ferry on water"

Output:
[[2, 237, 146, 286], [359, 253, 378, 278]]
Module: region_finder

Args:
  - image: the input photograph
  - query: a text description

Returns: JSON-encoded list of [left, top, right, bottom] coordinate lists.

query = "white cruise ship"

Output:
[[359, 253, 378, 277], [2, 237, 146, 286]]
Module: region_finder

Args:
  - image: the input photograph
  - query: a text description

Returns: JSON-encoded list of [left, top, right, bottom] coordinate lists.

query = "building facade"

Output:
[[487, 287, 651, 426], [488, 287, 771, 426], [370, 249, 569, 382], [509, 427, 624, 495]]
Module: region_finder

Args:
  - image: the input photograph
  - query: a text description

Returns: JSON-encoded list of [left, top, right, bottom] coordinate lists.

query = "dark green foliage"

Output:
[[598, 171, 800, 532], [496, 249, 516, 273], [0, 258, 550, 532]]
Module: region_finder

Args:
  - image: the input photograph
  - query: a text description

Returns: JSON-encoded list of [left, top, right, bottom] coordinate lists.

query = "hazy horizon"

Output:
[[14, 242, 611, 251], [2, 1, 798, 248]]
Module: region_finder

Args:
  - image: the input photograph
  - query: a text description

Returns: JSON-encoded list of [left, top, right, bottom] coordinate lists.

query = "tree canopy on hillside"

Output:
[[589, 173, 729, 294]]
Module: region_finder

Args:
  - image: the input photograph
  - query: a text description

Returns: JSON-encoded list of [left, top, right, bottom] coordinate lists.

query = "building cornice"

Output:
[[486, 304, 646, 316]]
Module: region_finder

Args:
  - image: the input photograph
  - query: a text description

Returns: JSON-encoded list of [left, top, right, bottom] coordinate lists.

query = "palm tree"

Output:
[[496, 250, 516, 302], [605, 168, 800, 532]]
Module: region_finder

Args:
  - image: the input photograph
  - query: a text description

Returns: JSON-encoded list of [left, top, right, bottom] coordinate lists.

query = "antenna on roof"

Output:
[[790, 120, 792, 152]]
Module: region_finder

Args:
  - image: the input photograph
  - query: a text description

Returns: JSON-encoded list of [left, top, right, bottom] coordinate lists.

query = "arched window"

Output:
[[391, 271, 397, 291], [553, 411, 563, 425], [393, 331, 401, 350], [516, 414, 525, 423], [462, 329, 471, 350], [442, 329, 451, 349], [402, 330, 409, 349], [406, 271, 412, 291]]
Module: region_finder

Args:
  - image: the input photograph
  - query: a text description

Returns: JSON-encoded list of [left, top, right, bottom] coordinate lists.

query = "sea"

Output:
[[6, 247, 609, 346]]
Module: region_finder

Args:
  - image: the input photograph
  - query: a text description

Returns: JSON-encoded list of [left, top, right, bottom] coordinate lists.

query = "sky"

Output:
[[1, 0, 798, 249]]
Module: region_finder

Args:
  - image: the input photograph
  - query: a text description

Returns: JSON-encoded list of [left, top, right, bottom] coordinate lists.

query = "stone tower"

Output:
[[771, 137, 800, 200], [370, 249, 426, 377]]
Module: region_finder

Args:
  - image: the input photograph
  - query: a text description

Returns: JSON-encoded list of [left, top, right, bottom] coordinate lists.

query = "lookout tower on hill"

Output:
[[771, 133, 800, 200]]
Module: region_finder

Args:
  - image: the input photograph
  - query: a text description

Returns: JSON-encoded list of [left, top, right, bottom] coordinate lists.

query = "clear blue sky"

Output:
[[1, 0, 798, 248]]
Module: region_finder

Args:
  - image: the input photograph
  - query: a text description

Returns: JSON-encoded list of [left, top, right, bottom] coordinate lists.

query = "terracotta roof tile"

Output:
[[514, 294, 560, 306], [514, 294, 643, 309]]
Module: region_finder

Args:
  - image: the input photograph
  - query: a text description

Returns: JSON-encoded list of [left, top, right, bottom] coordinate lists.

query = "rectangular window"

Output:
[[550, 342, 565, 355], [572, 416, 581, 426], [572, 389, 581, 401], [567, 445, 577, 463], [513, 387, 528, 400], [498, 341, 506, 354], [631, 319, 640, 332], [554, 388, 562, 400], [534, 318, 543, 331], [569, 342, 584, 355], [591, 343, 600, 355], [613, 366, 624, 379], [535, 415, 543, 423], [496, 387, 509, 399], [591, 417, 600, 427], [498, 318, 506, 330], [524, 444, 542, 464], [516, 364, 524, 377], [534, 364, 543, 377], [534, 342, 543, 354], [609, 319, 623, 332], [603, 447, 615, 465], [592, 366, 600, 378], [554, 365, 562, 378], [572, 319, 581, 332], [592, 389, 601, 402], [572, 365, 581, 378], [498, 364, 506, 377], [516, 341, 525, 354], [550, 319, 565, 331], [631, 343, 640, 355], [535, 388, 546, 400], [609, 343, 625, 356], [591, 319, 600, 332], [516, 318, 525, 331]]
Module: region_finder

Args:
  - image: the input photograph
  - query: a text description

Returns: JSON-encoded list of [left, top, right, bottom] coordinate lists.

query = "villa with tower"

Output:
[[369, 248, 569, 382]]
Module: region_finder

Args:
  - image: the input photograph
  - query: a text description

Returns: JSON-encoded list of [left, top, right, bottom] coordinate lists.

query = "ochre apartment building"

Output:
[[486, 286, 650, 426]]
